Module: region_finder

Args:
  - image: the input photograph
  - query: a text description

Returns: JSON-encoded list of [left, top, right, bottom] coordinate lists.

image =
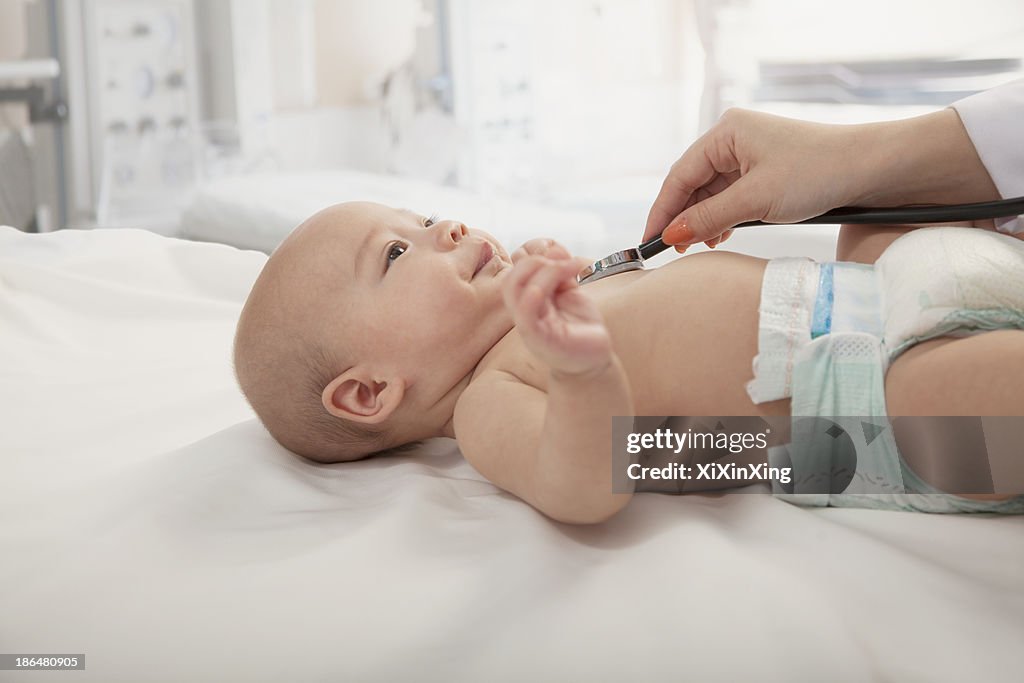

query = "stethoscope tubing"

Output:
[[637, 196, 1024, 260]]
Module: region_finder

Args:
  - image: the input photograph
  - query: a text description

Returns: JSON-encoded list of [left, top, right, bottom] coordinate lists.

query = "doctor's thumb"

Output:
[[662, 183, 761, 247]]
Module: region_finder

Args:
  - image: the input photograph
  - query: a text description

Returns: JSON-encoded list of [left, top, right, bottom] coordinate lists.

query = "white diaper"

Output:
[[746, 259, 882, 403], [747, 227, 1024, 403], [747, 227, 1024, 513], [874, 227, 1024, 362]]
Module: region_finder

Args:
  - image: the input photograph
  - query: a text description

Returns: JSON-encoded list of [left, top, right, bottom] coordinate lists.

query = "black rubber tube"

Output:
[[637, 196, 1024, 260]]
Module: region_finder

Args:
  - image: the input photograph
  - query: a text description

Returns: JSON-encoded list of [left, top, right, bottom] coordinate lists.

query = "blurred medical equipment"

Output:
[[754, 57, 1023, 107], [578, 197, 1024, 284], [0, 33, 64, 230], [2, 0, 1020, 246], [0, 128, 36, 231], [52, 0, 469, 235], [64, 0, 200, 231], [702, 0, 1024, 125]]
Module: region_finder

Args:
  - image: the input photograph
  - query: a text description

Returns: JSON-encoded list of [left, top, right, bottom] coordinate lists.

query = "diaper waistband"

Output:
[[747, 258, 882, 404]]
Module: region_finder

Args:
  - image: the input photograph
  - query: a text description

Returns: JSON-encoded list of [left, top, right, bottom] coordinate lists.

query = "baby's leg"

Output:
[[835, 223, 917, 263], [884, 330, 1024, 500], [837, 221, 1023, 263]]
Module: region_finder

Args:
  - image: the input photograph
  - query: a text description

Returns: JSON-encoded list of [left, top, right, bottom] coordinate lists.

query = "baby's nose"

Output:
[[443, 221, 468, 246]]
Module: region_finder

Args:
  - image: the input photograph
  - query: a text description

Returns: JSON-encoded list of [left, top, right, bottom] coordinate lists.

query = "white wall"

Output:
[[448, 0, 702, 201]]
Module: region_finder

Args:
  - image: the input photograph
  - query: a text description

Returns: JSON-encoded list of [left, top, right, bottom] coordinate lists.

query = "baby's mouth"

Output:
[[472, 242, 494, 278]]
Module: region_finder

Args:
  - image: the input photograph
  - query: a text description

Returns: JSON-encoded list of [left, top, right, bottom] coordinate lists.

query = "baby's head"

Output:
[[234, 201, 513, 462]]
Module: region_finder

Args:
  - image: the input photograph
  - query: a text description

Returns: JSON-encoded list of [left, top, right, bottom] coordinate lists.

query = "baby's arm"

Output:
[[454, 244, 635, 524]]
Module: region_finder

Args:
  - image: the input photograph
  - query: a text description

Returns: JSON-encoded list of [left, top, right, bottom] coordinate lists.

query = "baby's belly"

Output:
[[590, 250, 789, 419]]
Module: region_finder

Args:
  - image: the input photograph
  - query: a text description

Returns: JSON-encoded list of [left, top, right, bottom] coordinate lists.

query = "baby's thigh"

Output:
[[836, 221, 1020, 263], [835, 224, 918, 264], [884, 330, 1024, 499]]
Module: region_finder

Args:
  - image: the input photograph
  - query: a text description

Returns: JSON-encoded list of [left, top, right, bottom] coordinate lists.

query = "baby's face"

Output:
[[294, 201, 515, 394]]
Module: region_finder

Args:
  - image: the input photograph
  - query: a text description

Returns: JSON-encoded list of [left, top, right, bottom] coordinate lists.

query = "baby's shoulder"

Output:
[[454, 365, 546, 439], [469, 328, 550, 393], [460, 365, 536, 407]]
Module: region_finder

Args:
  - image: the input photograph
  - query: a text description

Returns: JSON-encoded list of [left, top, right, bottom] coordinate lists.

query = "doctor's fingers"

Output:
[[644, 134, 717, 242], [646, 157, 758, 247], [661, 173, 768, 247], [643, 115, 751, 242], [685, 180, 741, 248]]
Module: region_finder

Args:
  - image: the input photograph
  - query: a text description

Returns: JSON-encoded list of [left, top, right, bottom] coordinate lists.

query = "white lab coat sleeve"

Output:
[[951, 77, 1024, 235]]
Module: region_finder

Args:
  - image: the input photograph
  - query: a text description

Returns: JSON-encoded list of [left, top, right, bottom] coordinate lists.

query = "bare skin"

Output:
[[455, 245, 777, 522], [455, 224, 1020, 522], [237, 203, 1018, 523]]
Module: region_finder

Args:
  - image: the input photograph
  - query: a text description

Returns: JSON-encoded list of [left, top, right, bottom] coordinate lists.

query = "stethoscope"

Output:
[[576, 196, 1024, 285]]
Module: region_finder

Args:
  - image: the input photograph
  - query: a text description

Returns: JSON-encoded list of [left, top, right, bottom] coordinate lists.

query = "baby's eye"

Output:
[[424, 213, 439, 228], [386, 242, 407, 268]]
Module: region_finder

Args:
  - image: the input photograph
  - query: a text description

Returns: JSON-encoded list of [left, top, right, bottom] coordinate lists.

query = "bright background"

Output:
[[1, 0, 1023, 242]]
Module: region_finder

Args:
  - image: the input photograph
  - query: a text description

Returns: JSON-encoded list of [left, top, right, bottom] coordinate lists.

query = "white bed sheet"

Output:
[[1, 225, 1022, 683]]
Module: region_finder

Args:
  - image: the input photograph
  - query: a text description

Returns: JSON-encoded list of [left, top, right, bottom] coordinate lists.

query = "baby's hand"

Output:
[[512, 238, 593, 273], [503, 242, 613, 377]]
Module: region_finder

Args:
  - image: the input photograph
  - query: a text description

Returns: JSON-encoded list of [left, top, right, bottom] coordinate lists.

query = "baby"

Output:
[[233, 202, 1024, 523]]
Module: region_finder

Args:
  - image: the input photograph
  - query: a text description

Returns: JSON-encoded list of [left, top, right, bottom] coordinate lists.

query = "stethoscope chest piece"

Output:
[[576, 248, 645, 285]]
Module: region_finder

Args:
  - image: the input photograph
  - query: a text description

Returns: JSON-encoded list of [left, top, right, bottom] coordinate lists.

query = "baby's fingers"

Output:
[[502, 257, 547, 311], [507, 258, 579, 320], [512, 238, 553, 263], [512, 238, 572, 263], [505, 255, 576, 297]]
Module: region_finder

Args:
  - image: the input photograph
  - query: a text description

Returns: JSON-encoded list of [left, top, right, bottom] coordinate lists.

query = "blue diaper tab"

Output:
[[810, 263, 834, 338]]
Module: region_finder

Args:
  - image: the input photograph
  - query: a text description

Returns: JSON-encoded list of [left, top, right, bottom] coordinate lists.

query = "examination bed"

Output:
[[1, 222, 1021, 683]]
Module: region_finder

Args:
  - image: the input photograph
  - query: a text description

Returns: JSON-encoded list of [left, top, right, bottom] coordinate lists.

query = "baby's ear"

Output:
[[322, 369, 405, 425]]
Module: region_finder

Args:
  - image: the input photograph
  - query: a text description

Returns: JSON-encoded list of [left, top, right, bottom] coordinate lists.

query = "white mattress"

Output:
[[181, 169, 614, 257], [2, 225, 1021, 682]]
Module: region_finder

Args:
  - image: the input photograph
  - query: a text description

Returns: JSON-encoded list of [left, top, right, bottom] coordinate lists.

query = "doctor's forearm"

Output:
[[851, 108, 1001, 208]]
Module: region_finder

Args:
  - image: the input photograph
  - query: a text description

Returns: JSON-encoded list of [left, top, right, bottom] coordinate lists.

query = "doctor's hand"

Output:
[[503, 243, 613, 377], [644, 108, 870, 249]]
